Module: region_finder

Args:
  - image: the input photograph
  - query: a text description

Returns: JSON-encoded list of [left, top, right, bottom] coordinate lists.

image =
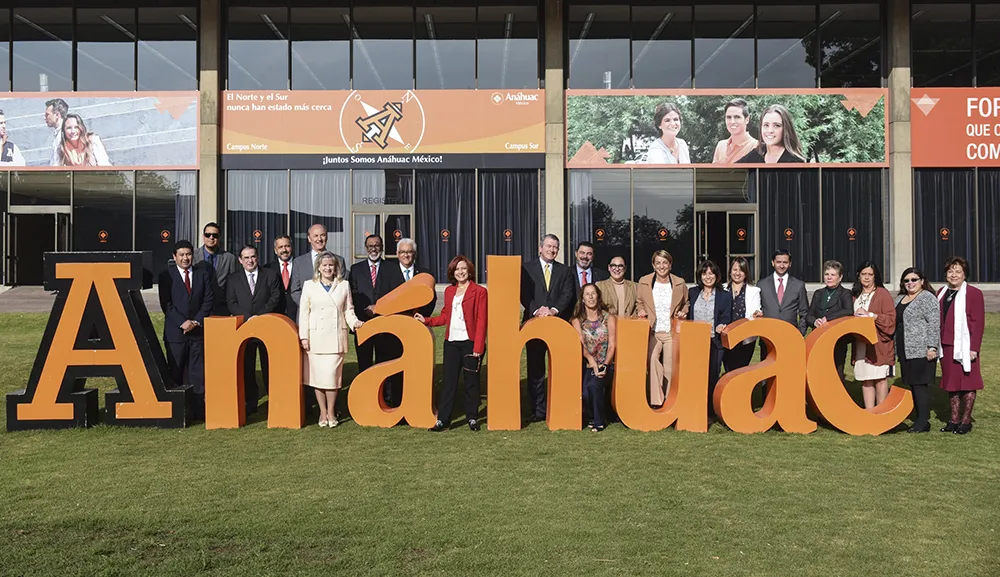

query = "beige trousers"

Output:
[[648, 331, 673, 406]]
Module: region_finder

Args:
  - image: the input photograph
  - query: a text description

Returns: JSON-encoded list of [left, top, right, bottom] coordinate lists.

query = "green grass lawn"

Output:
[[1, 312, 998, 576]]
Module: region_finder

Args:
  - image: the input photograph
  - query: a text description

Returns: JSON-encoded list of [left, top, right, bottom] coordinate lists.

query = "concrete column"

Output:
[[543, 0, 565, 258], [199, 0, 220, 228], [887, 0, 912, 281]]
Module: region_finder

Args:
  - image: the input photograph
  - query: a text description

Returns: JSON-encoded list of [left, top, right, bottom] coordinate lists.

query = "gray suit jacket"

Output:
[[758, 273, 809, 335], [289, 250, 348, 306]]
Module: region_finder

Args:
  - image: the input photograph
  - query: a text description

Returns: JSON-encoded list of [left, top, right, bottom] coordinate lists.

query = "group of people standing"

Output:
[[157, 222, 986, 435]]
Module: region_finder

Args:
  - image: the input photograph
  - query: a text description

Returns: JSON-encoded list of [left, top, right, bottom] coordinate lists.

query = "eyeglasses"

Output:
[[904, 277, 921, 284], [203, 232, 219, 239]]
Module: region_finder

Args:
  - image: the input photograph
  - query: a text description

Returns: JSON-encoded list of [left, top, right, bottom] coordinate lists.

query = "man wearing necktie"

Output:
[[192, 222, 238, 316], [348, 234, 388, 376], [227, 245, 282, 417], [263, 234, 297, 320], [378, 237, 437, 408], [289, 224, 347, 312], [158, 240, 214, 421], [756, 249, 809, 402], [520, 234, 575, 423], [573, 241, 610, 296]]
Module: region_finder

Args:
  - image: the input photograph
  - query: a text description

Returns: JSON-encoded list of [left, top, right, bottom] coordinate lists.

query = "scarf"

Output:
[[938, 282, 972, 373]]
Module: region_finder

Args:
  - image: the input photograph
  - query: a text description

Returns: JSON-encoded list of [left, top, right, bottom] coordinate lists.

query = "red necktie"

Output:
[[281, 261, 290, 289], [183, 269, 191, 294], [581, 270, 588, 286], [370, 263, 377, 287], [777, 277, 785, 305]]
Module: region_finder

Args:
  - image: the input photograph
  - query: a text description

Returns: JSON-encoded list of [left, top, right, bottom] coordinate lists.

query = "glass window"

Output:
[[290, 171, 351, 264], [291, 5, 350, 90], [757, 5, 817, 88], [228, 6, 289, 90], [913, 169, 975, 282], [478, 170, 538, 283], [352, 169, 414, 206], [821, 169, 883, 282], [73, 171, 135, 252], [978, 169, 1000, 281], [138, 7, 198, 91], [756, 169, 821, 282], [568, 169, 631, 278], [912, 4, 972, 87], [633, 169, 694, 281], [568, 5, 630, 89], [694, 5, 754, 89], [352, 4, 414, 91], [226, 171, 289, 259], [819, 4, 881, 88], [13, 8, 73, 92], [631, 6, 692, 89], [416, 6, 475, 89], [136, 171, 197, 277], [0, 11, 10, 92], [414, 171, 475, 281], [975, 4, 1000, 86], [477, 5, 538, 90], [76, 8, 136, 92], [10, 172, 71, 206]]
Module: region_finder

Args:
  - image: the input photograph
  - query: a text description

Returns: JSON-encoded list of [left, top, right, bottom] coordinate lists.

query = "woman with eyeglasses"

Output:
[[937, 257, 985, 435], [851, 261, 896, 409], [893, 267, 940, 433]]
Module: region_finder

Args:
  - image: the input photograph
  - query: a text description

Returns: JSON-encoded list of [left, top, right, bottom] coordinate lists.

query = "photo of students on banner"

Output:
[[0, 93, 198, 169], [566, 90, 887, 167]]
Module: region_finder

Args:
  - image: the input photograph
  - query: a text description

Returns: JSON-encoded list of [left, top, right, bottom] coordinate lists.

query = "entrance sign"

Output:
[[7, 253, 913, 436], [911, 88, 1000, 167], [221, 90, 545, 170]]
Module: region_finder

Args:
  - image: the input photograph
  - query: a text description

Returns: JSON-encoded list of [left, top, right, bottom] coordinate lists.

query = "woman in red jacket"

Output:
[[937, 257, 985, 435], [415, 256, 488, 432]]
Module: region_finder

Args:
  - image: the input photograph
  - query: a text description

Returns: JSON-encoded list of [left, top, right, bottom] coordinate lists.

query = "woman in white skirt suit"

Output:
[[299, 251, 363, 428]]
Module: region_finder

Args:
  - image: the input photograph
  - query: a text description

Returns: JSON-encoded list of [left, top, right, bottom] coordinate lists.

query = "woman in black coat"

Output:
[[806, 260, 854, 383], [686, 260, 733, 423]]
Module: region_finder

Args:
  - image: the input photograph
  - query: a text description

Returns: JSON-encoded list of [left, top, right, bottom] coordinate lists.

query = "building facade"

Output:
[[0, 0, 997, 286]]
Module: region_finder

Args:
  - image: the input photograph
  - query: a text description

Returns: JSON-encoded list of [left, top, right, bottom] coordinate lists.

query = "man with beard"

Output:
[[572, 241, 609, 296], [263, 234, 297, 320]]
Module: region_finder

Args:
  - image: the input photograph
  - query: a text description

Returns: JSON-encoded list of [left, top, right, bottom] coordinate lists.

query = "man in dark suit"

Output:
[[262, 234, 296, 320], [158, 240, 214, 420], [757, 249, 809, 401], [520, 234, 576, 422], [226, 244, 282, 416], [192, 222, 239, 316], [348, 234, 389, 374], [378, 237, 437, 408], [288, 223, 347, 310], [572, 241, 610, 295]]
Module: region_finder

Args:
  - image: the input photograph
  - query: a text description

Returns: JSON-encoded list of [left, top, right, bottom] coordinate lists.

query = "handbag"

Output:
[[462, 354, 482, 372]]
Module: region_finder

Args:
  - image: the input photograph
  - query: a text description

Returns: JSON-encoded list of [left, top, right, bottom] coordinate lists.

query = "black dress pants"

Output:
[[525, 340, 549, 418], [437, 340, 481, 424]]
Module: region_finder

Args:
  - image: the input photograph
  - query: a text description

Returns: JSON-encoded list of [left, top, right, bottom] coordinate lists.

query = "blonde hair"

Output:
[[312, 251, 342, 282]]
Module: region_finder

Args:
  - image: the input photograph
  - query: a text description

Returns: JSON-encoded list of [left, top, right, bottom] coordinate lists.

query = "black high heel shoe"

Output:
[[954, 423, 973, 435], [940, 421, 958, 432]]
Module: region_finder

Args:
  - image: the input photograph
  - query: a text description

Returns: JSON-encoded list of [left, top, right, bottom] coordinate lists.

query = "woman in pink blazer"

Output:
[[415, 256, 488, 432]]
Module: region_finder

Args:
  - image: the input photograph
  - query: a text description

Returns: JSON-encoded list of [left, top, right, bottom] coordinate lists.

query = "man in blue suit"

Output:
[[158, 240, 214, 420]]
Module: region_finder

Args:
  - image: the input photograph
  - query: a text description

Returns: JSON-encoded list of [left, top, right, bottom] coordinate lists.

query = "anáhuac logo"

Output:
[[340, 90, 426, 153], [491, 91, 539, 106]]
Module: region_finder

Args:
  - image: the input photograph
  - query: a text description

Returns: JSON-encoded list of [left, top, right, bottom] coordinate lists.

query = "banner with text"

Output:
[[0, 92, 199, 170], [221, 90, 545, 170], [911, 88, 1000, 167], [566, 89, 888, 168]]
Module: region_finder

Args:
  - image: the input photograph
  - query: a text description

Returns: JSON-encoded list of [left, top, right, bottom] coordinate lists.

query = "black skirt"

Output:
[[899, 357, 936, 387]]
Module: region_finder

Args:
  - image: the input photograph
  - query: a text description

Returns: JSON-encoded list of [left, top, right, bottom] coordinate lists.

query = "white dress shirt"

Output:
[[773, 272, 789, 295], [400, 263, 414, 280], [575, 265, 594, 286], [245, 268, 258, 293]]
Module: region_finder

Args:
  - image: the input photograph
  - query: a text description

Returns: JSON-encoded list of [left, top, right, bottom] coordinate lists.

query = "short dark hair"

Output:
[[653, 102, 682, 137], [576, 241, 595, 251], [728, 257, 754, 286], [723, 98, 750, 119], [852, 260, 885, 297], [45, 98, 69, 118], [203, 222, 221, 234], [696, 259, 722, 289], [943, 256, 969, 279], [365, 234, 383, 246], [446, 255, 476, 284], [239, 244, 258, 258], [273, 234, 291, 246], [772, 249, 791, 260], [173, 240, 194, 255]]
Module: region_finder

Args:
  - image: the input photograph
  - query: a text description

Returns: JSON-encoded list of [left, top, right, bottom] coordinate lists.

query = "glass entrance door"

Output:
[[695, 209, 757, 279], [7, 210, 70, 286], [353, 211, 413, 261]]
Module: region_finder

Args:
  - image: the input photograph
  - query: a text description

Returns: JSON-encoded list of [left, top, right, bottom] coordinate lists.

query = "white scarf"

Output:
[[938, 282, 972, 373]]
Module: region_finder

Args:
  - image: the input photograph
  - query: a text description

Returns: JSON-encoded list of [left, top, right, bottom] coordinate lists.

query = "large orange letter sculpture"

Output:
[[347, 273, 436, 428], [6, 253, 189, 431], [714, 318, 817, 434], [486, 256, 582, 430], [805, 317, 913, 435], [203, 314, 303, 429]]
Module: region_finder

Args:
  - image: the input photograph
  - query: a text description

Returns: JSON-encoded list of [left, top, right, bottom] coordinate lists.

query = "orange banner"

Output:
[[911, 88, 1000, 167], [221, 90, 544, 169]]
